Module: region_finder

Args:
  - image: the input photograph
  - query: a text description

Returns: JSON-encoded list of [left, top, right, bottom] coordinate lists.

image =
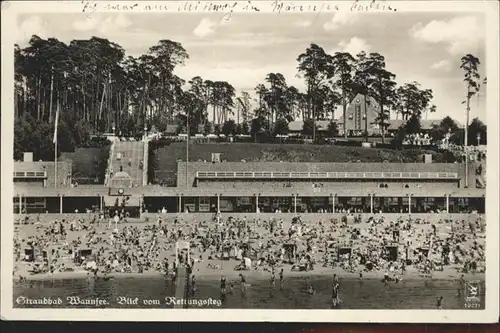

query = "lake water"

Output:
[[13, 276, 485, 309]]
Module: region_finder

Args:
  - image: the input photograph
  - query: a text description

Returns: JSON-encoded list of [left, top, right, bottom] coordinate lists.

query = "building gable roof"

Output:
[[337, 93, 383, 125]]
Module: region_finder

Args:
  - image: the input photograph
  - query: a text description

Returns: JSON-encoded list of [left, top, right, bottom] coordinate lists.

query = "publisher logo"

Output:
[[464, 281, 481, 308]]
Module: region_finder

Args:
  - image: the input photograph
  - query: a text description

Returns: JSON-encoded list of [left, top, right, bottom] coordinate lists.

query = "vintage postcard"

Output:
[[1, 0, 499, 323]]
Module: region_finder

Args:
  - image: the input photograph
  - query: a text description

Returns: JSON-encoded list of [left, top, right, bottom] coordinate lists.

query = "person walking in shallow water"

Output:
[[436, 296, 444, 309], [220, 275, 227, 295], [269, 272, 276, 289], [458, 274, 465, 296], [239, 273, 247, 292], [191, 275, 197, 295], [332, 283, 341, 308]]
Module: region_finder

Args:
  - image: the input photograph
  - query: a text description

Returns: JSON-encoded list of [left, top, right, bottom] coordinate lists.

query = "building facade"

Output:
[[337, 93, 386, 136], [12, 158, 485, 216]]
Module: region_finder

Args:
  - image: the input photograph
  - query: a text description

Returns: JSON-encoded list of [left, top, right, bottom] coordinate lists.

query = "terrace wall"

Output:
[[153, 142, 457, 185], [14, 161, 72, 188], [60, 147, 110, 184], [177, 162, 472, 188]]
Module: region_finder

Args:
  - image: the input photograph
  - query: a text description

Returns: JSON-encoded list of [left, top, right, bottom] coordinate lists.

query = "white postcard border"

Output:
[[1, 0, 499, 323]]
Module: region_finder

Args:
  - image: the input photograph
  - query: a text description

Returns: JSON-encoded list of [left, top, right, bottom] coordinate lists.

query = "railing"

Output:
[[13, 171, 47, 178], [196, 171, 459, 180]]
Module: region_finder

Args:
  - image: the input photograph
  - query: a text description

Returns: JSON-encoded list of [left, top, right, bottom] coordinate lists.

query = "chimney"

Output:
[[23, 152, 33, 162]]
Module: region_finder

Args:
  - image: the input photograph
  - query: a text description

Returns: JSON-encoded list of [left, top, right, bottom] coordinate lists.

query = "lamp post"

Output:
[[464, 106, 470, 188], [364, 96, 368, 142], [362, 113, 367, 142], [185, 109, 190, 188]]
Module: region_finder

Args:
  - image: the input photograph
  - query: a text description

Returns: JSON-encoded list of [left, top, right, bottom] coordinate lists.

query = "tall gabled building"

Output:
[[337, 93, 388, 136]]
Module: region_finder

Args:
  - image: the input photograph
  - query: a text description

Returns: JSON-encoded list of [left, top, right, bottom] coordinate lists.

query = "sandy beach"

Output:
[[13, 212, 485, 284], [14, 262, 485, 282]]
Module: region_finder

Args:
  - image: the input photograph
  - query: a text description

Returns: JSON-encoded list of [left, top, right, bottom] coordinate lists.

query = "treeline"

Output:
[[14, 35, 484, 160]]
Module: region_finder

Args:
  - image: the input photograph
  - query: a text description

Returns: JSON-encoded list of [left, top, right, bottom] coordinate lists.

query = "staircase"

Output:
[[109, 140, 145, 187], [104, 139, 116, 186], [475, 157, 486, 189], [476, 176, 485, 189]]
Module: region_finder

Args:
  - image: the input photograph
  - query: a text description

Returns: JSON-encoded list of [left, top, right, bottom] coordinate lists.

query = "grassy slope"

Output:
[[60, 147, 109, 181], [155, 143, 448, 174], [61, 143, 450, 183]]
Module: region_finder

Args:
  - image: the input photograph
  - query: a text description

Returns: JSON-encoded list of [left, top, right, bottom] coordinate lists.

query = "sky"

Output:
[[15, 10, 487, 121]]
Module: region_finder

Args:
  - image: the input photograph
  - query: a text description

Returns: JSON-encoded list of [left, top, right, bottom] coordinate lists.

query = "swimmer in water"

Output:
[[279, 268, 284, 290], [383, 272, 389, 285], [308, 285, 315, 295], [228, 283, 234, 294]]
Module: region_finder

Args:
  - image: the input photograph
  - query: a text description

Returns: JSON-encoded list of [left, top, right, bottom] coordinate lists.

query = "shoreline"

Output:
[[13, 264, 485, 282]]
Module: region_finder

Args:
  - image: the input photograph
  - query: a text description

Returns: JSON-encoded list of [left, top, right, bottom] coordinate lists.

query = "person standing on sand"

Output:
[[164, 259, 169, 276]]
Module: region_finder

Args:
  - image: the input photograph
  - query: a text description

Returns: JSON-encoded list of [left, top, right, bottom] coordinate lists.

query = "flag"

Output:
[[53, 103, 59, 144]]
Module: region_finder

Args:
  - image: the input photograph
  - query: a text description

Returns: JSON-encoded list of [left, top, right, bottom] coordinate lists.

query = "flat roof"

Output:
[[12, 184, 485, 198]]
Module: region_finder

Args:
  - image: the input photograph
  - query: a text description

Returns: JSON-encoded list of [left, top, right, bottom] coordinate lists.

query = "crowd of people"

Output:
[[15, 210, 485, 302], [403, 133, 432, 146]]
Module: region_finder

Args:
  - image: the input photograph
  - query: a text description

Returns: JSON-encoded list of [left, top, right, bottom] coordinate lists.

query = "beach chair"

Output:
[[222, 246, 231, 260]]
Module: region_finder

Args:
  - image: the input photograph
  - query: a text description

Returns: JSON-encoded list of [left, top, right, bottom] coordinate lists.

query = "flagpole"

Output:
[[55, 147, 58, 188]]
